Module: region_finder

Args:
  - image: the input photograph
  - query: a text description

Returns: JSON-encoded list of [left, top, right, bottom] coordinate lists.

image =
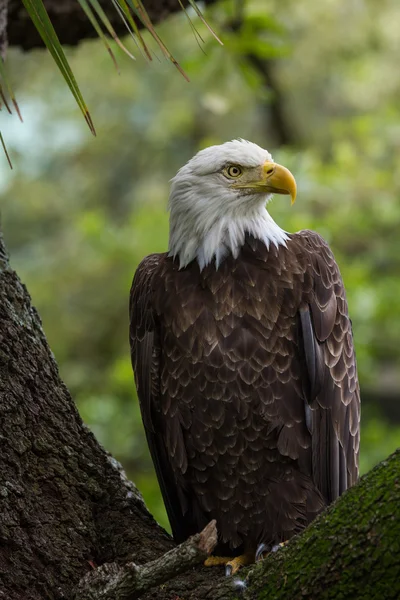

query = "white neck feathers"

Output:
[[168, 193, 288, 270]]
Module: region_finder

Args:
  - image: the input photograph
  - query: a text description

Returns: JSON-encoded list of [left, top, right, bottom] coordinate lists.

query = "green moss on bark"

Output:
[[238, 450, 400, 600]]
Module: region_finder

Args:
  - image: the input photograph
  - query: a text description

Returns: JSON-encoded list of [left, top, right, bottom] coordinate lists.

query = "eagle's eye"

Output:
[[224, 165, 243, 179]]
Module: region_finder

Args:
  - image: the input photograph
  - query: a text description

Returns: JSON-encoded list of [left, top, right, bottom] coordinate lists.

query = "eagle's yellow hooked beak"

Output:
[[261, 161, 297, 205]]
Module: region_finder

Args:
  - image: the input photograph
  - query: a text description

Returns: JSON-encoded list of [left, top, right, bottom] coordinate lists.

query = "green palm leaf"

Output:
[[112, 0, 152, 60], [0, 131, 12, 169], [186, 0, 223, 45], [77, 0, 121, 72], [128, 0, 190, 80], [1, 1, 220, 167], [0, 57, 23, 121], [21, 0, 95, 135], [81, 0, 136, 60]]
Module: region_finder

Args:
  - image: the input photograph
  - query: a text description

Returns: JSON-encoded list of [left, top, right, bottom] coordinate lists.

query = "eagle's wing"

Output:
[[297, 231, 360, 503], [129, 254, 195, 542]]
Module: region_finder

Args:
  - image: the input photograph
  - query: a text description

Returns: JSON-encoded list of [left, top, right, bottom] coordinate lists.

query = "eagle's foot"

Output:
[[256, 541, 288, 562], [204, 556, 231, 567], [204, 552, 254, 575], [225, 553, 254, 576], [272, 541, 288, 552]]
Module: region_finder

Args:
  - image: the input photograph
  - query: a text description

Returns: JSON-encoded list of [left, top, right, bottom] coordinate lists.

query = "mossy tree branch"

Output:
[[231, 449, 400, 599]]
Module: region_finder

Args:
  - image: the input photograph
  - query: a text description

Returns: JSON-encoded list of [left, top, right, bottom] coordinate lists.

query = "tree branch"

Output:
[[224, 10, 297, 147], [75, 520, 217, 600], [7, 0, 217, 50], [243, 55, 296, 146]]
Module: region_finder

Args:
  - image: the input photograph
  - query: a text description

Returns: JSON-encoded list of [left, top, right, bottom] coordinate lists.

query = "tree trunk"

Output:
[[7, 0, 216, 50], [0, 232, 399, 600]]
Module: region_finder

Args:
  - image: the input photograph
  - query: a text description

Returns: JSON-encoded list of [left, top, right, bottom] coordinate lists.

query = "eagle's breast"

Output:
[[152, 237, 324, 549]]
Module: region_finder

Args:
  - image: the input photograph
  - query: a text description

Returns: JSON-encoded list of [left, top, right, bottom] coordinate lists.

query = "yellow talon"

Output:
[[256, 540, 289, 562], [204, 556, 232, 567], [204, 552, 255, 575], [225, 552, 255, 575], [272, 541, 288, 552]]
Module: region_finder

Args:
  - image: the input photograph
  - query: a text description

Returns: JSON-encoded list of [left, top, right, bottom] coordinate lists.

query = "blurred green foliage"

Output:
[[1, 0, 400, 530]]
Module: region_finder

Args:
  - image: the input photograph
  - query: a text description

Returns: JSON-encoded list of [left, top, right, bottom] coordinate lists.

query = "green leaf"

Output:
[[76, 0, 120, 72], [0, 57, 19, 168], [128, 0, 190, 81], [0, 58, 22, 121], [186, 0, 223, 46], [112, 0, 152, 60], [82, 0, 136, 60], [15, 0, 222, 146], [177, 0, 206, 49], [0, 84, 12, 115], [0, 132, 12, 169], [21, 0, 95, 135]]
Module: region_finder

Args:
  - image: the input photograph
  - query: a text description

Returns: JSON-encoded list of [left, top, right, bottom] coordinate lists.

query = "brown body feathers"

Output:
[[129, 231, 360, 553]]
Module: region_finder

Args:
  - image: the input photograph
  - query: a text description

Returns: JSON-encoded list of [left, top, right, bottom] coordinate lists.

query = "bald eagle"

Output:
[[129, 140, 360, 574]]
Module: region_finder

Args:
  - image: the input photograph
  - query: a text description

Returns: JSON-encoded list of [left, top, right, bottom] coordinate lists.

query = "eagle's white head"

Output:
[[168, 139, 297, 270]]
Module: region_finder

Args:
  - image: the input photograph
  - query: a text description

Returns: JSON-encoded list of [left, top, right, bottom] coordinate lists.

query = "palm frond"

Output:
[[186, 0, 223, 45], [81, 0, 136, 60], [77, 0, 121, 72], [0, 131, 12, 169], [128, 0, 190, 80], [0, 56, 22, 121], [112, 0, 152, 59], [1, 1, 220, 167], [21, 0, 96, 135]]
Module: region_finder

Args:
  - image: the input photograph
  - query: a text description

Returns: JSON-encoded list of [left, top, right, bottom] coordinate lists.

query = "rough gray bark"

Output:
[[0, 229, 399, 600], [7, 0, 216, 50]]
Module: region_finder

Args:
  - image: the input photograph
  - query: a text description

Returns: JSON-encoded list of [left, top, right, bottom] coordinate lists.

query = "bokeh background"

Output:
[[1, 0, 400, 529]]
